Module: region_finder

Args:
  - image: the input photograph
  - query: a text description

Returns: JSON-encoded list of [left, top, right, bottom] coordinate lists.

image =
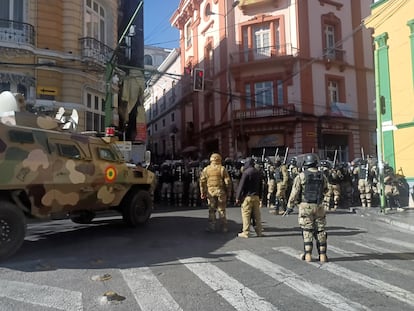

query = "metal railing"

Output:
[[0, 19, 35, 45], [79, 37, 113, 64], [323, 48, 345, 62], [230, 43, 299, 64], [234, 103, 296, 119]]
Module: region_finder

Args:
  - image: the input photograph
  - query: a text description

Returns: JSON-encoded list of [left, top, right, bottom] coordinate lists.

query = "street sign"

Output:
[[37, 86, 58, 96]]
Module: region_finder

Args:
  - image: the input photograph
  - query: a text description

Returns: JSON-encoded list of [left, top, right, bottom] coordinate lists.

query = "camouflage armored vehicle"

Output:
[[0, 92, 156, 259]]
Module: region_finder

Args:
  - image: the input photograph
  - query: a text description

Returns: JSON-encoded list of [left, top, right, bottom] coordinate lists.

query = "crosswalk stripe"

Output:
[[328, 245, 414, 278], [376, 237, 414, 249], [0, 279, 82, 311], [346, 240, 414, 260], [121, 266, 183, 311], [275, 246, 414, 308], [180, 257, 278, 311], [230, 250, 368, 311]]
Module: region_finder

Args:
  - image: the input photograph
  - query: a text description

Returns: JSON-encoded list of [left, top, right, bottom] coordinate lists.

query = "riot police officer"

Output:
[[270, 156, 289, 215], [353, 159, 373, 208], [286, 153, 329, 263]]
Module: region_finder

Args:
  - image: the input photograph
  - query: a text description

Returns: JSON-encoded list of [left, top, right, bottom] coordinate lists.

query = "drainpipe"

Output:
[[374, 48, 385, 212]]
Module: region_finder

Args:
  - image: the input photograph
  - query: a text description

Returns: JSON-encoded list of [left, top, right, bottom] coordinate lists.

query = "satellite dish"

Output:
[[0, 91, 19, 113]]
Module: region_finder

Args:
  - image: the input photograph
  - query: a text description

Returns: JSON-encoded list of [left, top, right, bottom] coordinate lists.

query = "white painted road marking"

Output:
[[180, 257, 278, 311], [276, 246, 414, 308], [231, 250, 369, 311], [376, 237, 414, 249], [121, 266, 183, 311], [329, 245, 414, 277], [0, 279, 83, 311]]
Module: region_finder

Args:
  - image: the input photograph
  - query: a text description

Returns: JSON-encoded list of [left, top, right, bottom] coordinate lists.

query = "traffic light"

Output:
[[193, 68, 204, 91]]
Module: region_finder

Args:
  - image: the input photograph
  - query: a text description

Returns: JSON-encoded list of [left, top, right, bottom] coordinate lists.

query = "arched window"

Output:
[[144, 55, 153, 66]]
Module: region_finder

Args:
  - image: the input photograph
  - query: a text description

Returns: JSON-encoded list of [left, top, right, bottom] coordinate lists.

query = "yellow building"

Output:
[[365, 0, 414, 197], [0, 0, 118, 132]]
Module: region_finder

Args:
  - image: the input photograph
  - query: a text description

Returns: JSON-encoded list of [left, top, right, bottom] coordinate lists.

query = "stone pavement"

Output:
[[355, 206, 414, 233]]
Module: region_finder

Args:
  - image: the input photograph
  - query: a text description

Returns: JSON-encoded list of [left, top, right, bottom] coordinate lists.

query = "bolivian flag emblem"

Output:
[[105, 166, 117, 183]]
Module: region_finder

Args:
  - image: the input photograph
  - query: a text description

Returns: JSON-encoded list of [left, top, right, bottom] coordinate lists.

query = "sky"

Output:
[[144, 0, 181, 49]]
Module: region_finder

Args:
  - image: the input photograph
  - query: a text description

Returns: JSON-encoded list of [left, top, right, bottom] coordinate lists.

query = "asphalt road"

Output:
[[1, 205, 414, 311]]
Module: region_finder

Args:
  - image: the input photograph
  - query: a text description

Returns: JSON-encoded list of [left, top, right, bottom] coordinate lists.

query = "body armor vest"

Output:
[[358, 164, 368, 180], [302, 170, 324, 204], [328, 169, 341, 184], [205, 165, 225, 188], [274, 167, 283, 182]]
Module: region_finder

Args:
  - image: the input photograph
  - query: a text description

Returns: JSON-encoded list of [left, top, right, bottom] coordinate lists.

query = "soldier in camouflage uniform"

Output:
[[353, 159, 373, 208], [160, 162, 173, 205], [384, 163, 404, 211], [187, 160, 200, 207], [322, 161, 344, 211], [224, 157, 235, 205], [287, 153, 329, 263], [172, 160, 184, 207], [264, 158, 276, 209], [270, 156, 289, 215], [199, 153, 232, 232]]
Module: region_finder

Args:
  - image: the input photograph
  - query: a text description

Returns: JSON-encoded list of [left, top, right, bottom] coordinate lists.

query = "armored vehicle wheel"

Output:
[[122, 190, 152, 227], [70, 211, 96, 224], [0, 201, 26, 260]]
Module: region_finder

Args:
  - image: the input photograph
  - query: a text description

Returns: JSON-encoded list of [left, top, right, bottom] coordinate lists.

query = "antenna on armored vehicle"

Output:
[[62, 109, 79, 130], [55, 107, 79, 130], [55, 107, 66, 123]]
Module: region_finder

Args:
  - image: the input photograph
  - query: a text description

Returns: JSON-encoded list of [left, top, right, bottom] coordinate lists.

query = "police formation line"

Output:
[[149, 153, 406, 262], [151, 153, 405, 212]]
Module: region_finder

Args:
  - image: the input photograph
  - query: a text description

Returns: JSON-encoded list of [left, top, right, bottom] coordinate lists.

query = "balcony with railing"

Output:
[[323, 47, 346, 71], [0, 19, 35, 46], [79, 37, 113, 65], [233, 103, 296, 119], [323, 48, 345, 62], [230, 43, 299, 65]]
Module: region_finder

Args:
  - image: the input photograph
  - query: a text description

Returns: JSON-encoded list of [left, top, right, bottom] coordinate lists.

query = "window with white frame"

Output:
[[85, 92, 105, 132], [254, 81, 273, 108], [245, 84, 252, 109], [327, 80, 339, 103], [277, 80, 284, 105], [324, 25, 336, 58], [254, 24, 271, 58], [185, 21, 192, 48], [85, 0, 106, 43], [0, 0, 23, 22]]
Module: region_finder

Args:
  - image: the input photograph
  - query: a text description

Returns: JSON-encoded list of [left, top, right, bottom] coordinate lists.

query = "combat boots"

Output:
[[319, 244, 328, 263], [302, 242, 313, 262]]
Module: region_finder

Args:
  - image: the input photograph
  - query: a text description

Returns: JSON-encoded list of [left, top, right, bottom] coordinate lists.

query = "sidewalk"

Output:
[[355, 206, 414, 233]]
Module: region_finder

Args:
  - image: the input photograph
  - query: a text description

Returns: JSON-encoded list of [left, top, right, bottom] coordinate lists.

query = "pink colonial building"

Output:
[[170, 0, 375, 162]]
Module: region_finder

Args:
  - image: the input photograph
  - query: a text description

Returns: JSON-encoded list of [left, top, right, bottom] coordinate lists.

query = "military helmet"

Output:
[[303, 153, 319, 168], [320, 160, 332, 169], [224, 157, 233, 165], [210, 153, 222, 164]]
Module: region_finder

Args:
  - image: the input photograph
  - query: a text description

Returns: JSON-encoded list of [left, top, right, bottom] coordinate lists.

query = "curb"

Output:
[[356, 208, 414, 233], [370, 215, 414, 233]]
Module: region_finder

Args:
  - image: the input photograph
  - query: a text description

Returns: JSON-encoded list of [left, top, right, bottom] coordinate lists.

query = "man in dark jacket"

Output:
[[235, 158, 264, 238]]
